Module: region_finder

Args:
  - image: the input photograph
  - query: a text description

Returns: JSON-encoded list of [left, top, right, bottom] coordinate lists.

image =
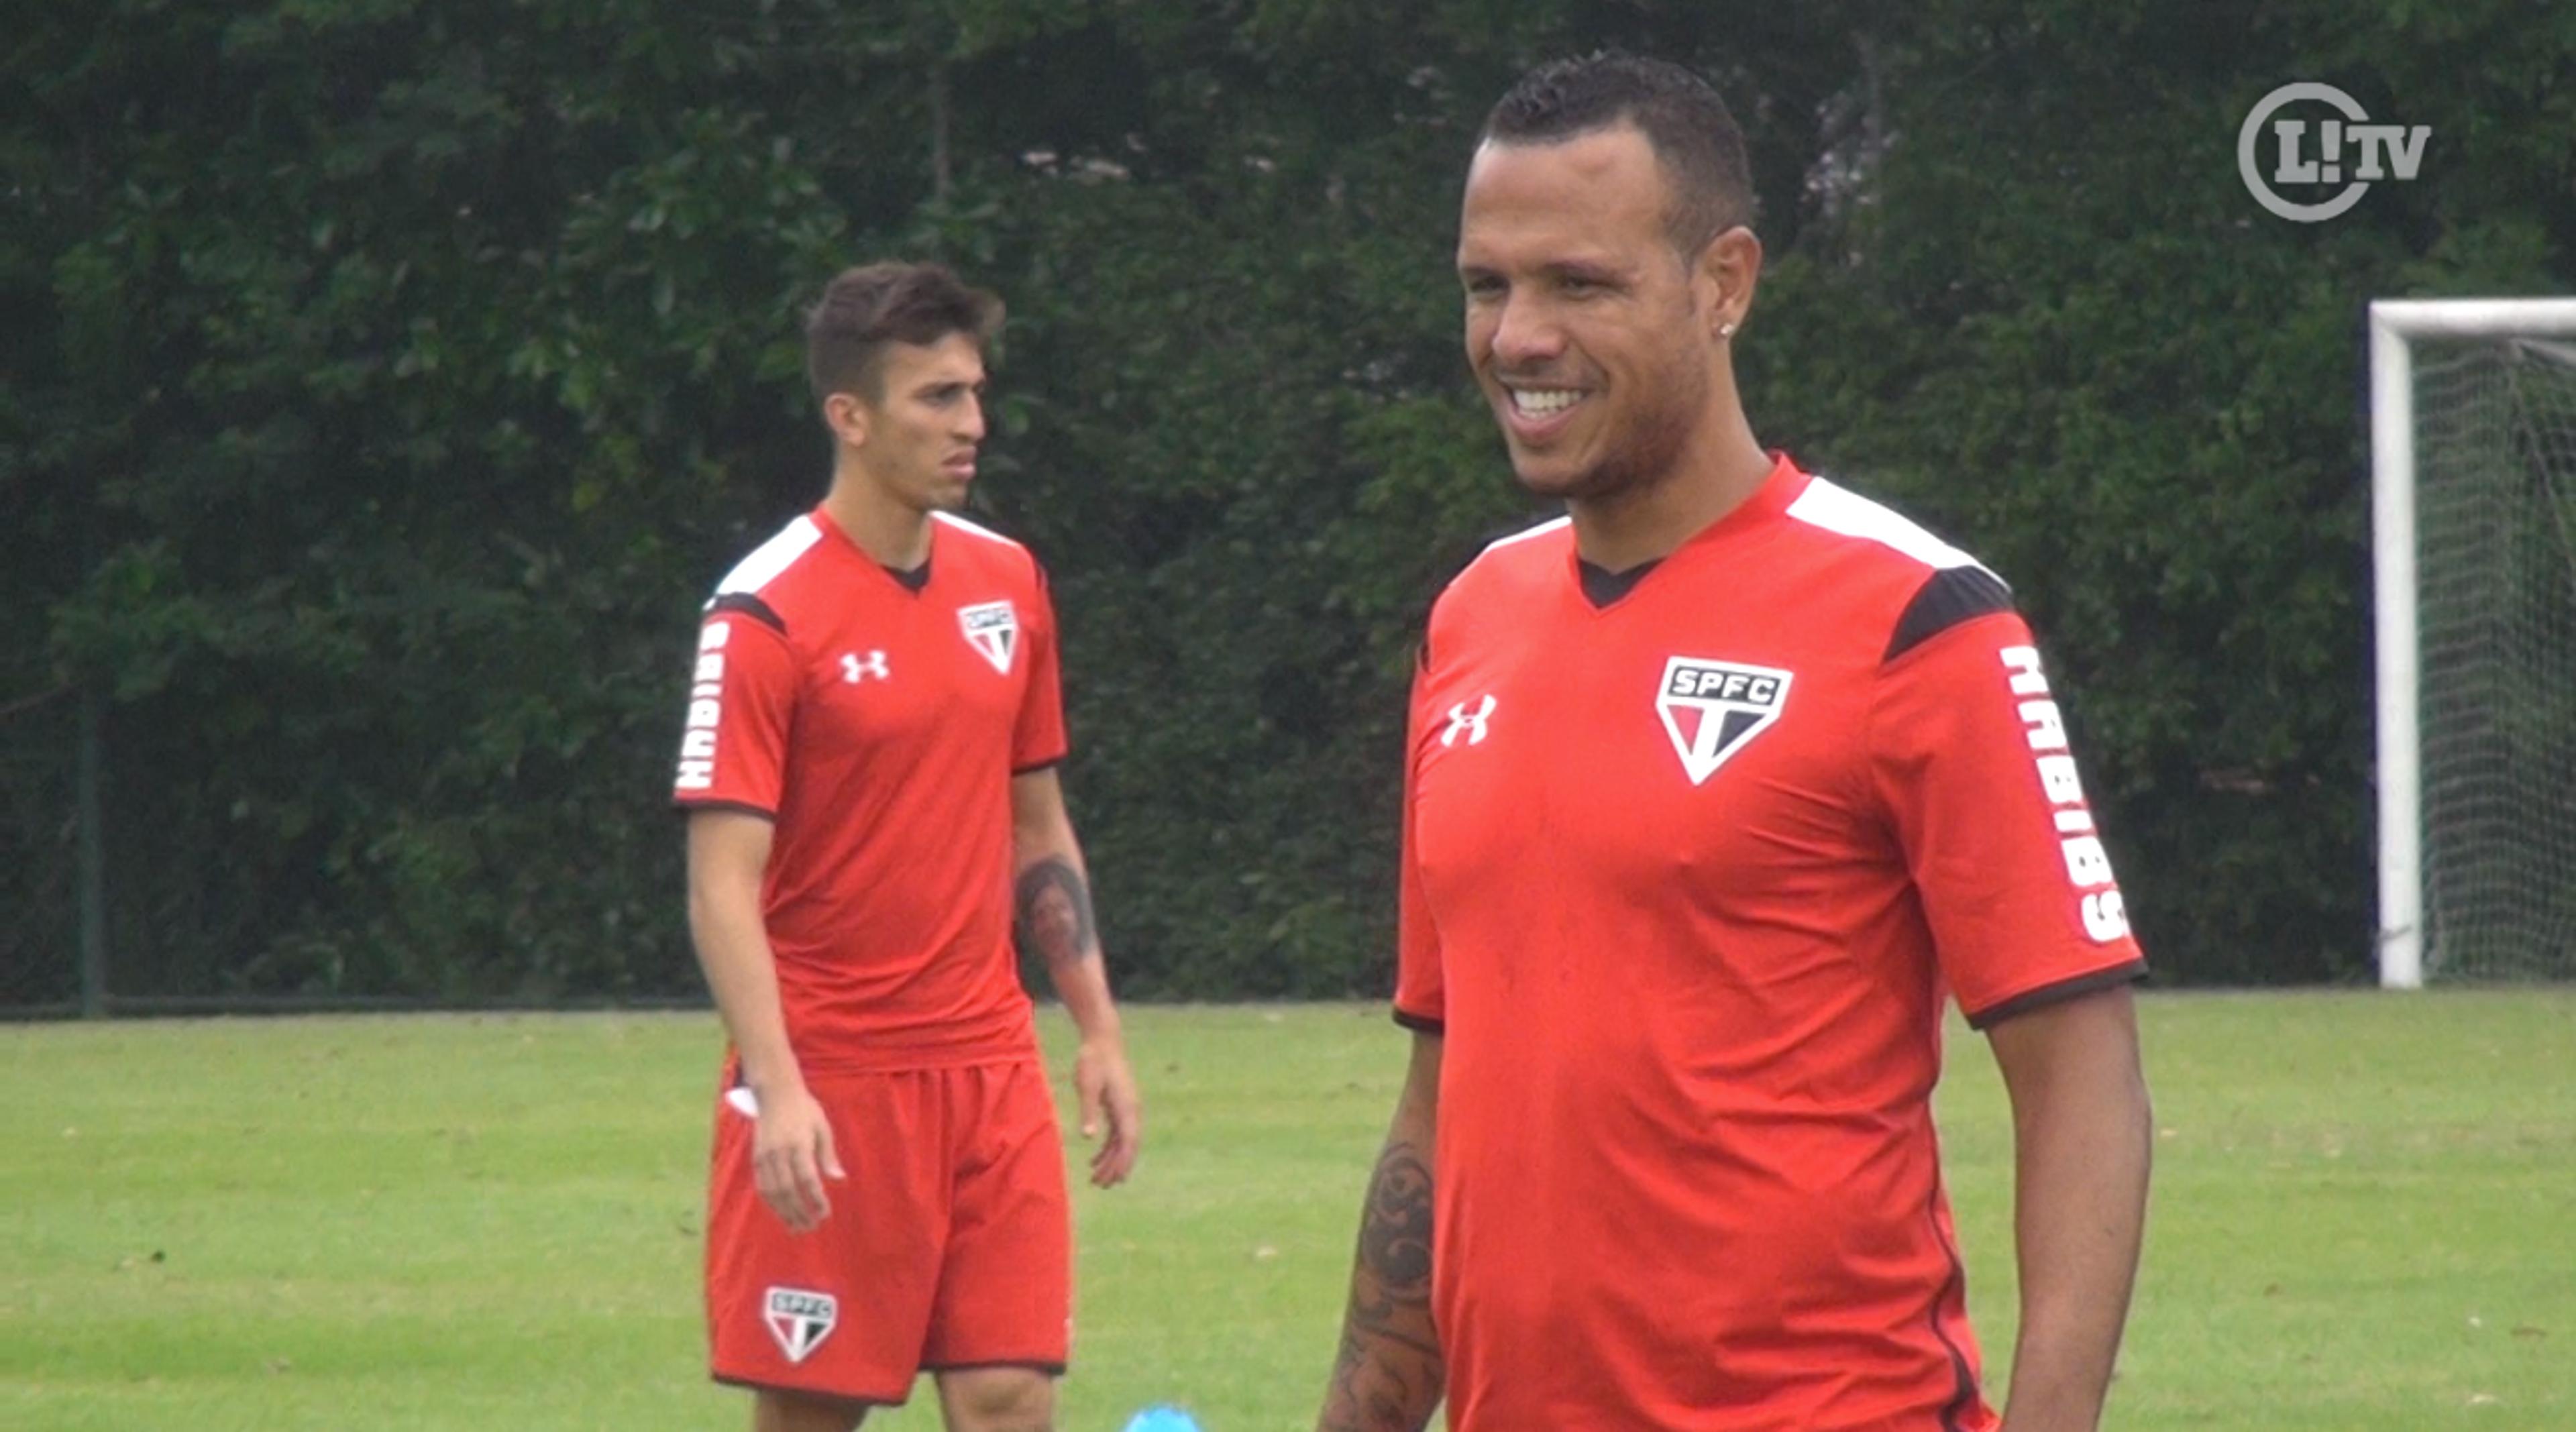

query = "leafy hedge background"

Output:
[[7, 1, 2571, 1003]]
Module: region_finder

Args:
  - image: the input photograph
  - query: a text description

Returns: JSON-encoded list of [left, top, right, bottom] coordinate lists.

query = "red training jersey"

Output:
[[672, 506, 1067, 1074], [1395, 455, 2145, 1431]]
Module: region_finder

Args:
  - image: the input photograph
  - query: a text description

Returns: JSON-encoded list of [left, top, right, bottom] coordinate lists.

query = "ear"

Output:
[[1695, 226, 1764, 342], [822, 390, 871, 450]]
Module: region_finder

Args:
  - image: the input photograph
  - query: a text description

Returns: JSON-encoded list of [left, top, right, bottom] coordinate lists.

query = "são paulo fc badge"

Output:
[[763, 1286, 838, 1364], [957, 600, 1019, 675], [1654, 657, 1792, 785]]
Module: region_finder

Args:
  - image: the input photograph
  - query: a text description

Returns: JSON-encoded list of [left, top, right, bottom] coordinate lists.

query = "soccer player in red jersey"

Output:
[[674, 262, 1140, 1432], [1317, 56, 2153, 1432]]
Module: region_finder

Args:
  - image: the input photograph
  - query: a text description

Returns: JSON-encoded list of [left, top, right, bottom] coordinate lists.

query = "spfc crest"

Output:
[[763, 1286, 837, 1364], [1654, 657, 1792, 786], [957, 600, 1019, 675]]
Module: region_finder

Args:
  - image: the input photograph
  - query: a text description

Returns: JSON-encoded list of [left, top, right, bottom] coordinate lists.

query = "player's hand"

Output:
[[751, 1081, 845, 1233], [1073, 1034, 1142, 1189]]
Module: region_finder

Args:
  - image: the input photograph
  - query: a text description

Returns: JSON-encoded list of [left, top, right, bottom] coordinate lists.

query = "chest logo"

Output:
[[957, 600, 1019, 675], [1440, 694, 1497, 747], [1655, 657, 1792, 785], [839, 650, 890, 683]]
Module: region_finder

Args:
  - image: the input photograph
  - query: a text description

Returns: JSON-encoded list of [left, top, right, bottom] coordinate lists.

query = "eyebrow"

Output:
[[1455, 258, 1629, 283]]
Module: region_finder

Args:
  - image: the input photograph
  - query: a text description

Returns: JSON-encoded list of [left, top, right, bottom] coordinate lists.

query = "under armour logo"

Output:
[[1440, 694, 1496, 747], [839, 650, 889, 683]]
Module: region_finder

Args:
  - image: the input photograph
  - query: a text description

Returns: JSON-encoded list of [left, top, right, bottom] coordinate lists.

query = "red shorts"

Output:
[[704, 1059, 1071, 1404]]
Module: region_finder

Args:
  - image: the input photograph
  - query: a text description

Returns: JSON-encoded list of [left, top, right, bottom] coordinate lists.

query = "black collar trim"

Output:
[[885, 558, 931, 594], [1578, 557, 1661, 608]]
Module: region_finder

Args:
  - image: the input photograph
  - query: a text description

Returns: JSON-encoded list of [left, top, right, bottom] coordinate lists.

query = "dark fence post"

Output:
[[77, 685, 107, 1018]]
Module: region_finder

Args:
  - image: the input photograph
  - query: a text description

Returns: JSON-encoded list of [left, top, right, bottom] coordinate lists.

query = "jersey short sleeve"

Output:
[[1868, 609, 2146, 1026], [1012, 571, 1069, 773], [1391, 659, 1445, 1032], [672, 608, 799, 817]]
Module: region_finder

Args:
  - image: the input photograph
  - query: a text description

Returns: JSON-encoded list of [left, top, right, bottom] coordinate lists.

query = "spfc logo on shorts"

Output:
[[957, 601, 1018, 675], [763, 1286, 837, 1364], [1655, 657, 1793, 786]]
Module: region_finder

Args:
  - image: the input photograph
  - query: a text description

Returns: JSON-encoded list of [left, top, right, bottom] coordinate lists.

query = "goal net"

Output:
[[2373, 299, 2576, 985]]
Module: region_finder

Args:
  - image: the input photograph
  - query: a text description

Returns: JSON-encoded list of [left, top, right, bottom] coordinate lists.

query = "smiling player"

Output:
[[1316, 56, 2153, 1432]]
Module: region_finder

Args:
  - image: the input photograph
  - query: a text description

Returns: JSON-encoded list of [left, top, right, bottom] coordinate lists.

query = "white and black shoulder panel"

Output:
[[1786, 476, 2015, 663], [704, 514, 825, 635]]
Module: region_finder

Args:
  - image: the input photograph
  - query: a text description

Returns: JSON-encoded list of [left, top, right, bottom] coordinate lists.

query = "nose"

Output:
[[959, 392, 987, 443], [1488, 292, 1564, 370]]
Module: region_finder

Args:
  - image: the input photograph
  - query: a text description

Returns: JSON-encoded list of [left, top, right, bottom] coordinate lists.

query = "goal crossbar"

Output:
[[2369, 297, 2576, 988]]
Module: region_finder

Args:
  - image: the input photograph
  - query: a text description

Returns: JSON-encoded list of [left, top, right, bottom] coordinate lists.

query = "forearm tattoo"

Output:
[[1321, 1142, 1443, 1431], [1358, 1148, 1435, 1306], [1014, 857, 1098, 969]]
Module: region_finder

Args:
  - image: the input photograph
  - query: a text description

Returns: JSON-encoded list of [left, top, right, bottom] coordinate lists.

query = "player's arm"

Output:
[[687, 809, 844, 1233], [1866, 589, 2149, 1429], [1317, 1029, 1444, 1432], [1987, 985, 2151, 1432], [1010, 765, 1140, 1188]]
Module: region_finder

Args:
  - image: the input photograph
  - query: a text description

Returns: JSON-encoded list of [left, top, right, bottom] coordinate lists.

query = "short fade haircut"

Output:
[[1479, 53, 1756, 256], [803, 261, 1004, 405]]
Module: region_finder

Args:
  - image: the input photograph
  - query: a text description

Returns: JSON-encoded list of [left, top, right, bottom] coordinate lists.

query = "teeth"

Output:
[[1510, 389, 1582, 416]]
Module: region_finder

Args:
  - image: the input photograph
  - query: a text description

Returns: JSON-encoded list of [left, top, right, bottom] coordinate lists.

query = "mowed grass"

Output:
[[3, 993, 2571, 1430]]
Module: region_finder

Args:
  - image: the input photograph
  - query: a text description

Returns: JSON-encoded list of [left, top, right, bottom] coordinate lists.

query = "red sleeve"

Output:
[[672, 608, 798, 816], [1869, 610, 2146, 1027], [1012, 564, 1069, 773], [1391, 658, 1444, 1032]]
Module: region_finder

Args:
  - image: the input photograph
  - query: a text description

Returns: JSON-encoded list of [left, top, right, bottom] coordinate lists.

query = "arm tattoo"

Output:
[[1320, 1140, 1442, 1431], [1358, 1149, 1434, 1305], [1014, 857, 1097, 969]]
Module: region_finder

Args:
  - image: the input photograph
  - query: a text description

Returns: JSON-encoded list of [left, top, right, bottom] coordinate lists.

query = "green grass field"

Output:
[[5, 993, 2573, 1430]]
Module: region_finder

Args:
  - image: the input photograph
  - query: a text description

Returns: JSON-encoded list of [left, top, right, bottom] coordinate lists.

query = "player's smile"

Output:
[[1497, 380, 1595, 444]]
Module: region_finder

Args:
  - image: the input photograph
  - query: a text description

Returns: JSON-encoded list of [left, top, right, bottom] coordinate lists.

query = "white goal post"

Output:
[[2371, 297, 2576, 988]]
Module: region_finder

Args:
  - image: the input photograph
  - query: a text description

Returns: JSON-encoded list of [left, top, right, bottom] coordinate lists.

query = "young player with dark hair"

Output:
[[676, 261, 1140, 1432]]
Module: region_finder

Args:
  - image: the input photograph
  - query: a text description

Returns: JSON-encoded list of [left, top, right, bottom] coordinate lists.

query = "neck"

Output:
[[1566, 402, 1772, 571], [822, 460, 933, 570]]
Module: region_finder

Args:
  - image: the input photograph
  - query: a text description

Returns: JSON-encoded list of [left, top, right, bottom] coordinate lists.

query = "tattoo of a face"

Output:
[[1014, 857, 1097, 968]]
